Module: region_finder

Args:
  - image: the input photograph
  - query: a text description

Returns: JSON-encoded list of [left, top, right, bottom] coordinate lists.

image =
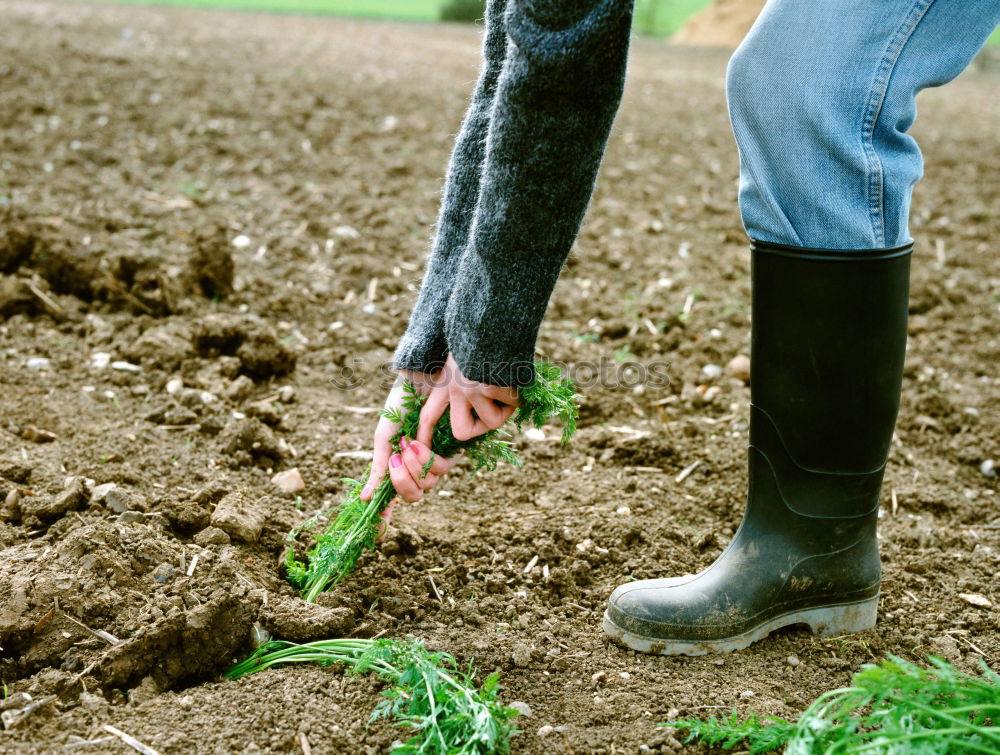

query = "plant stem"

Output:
[[300, 479, 394, 602], [894, 698, 1000, 742], [846, 728, 998, 752]]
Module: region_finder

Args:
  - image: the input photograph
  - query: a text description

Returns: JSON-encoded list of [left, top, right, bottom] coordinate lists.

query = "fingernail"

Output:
[[390, 454, 402, 468], [409, 440, 422, 453], [400, 437, 409, 450], [361, 485, 372, 498]]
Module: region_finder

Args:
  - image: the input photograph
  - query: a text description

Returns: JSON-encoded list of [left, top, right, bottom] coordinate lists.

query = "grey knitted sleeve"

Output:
[[444, 0, 634, 387], [392, 0, 510, 374]]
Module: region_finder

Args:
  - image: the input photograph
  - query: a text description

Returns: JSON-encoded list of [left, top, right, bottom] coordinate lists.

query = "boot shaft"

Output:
[[750, 241, 911, 480]]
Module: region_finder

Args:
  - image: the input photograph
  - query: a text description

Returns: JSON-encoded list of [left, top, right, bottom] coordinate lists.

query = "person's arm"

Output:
[[443, 0, 635, 388], [392, 0, 510, 374]]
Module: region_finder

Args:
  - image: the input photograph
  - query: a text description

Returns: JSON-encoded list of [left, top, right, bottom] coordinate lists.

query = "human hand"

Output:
[[360, 369, 455, 529], [416, 353, 520, 445]]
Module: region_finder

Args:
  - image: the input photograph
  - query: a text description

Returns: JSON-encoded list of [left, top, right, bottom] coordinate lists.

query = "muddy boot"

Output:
[[603, 241, 912, 655]]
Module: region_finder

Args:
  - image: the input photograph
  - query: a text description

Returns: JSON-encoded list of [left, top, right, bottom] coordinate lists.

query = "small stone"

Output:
[[25, 356, 50, 370], [726, 354, 751, 384], [981, 459, 996, 478], [166, 377, 184, 395], [194, 526, 231, 547], [740, 690, 755, 699], [231, 235, 251, 249], [21, 426, 57, 443], [958, 592, 992, 609], [277, 385, 295, 403], [178, 695, 194, 710], [361, 302, 376, 315], [90, 352, 111, 369], [118, 511, 146, 525], [509, 701, 532, 718], [619, 671, 630, 680], [103, 487, 146, 514], [151, 563, 175, 584], [95, 485, 121, 507], [271, 468, 305, 494], [615, 506, 631, 516], [536, 725, 554, 737], [786, 654, 800, 667], [333, 225, 359, 240], [1, 489, 21, 522], [511, 643, 532, 668], [702, 364, 723, 379], [110, 360, 142, 373], [210, 490, 264, 542], [591, 671, 606, 683], [523, 428, 546, 441]]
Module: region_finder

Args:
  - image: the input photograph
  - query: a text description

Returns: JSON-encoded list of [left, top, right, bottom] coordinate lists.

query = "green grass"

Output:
[[72, 0, 998, 43], [78, 0, 714, 36], [634, 0, 713, 37], [87, 0, 444, 21]]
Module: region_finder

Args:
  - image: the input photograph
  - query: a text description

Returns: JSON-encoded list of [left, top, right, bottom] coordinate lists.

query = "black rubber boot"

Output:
[[603, 240, 912, 655]]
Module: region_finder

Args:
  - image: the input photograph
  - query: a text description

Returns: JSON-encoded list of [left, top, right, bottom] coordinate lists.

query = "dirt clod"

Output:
[[188, 222, 236, 299], [20, 478, 88, 523], [210, 491, 265, 543]]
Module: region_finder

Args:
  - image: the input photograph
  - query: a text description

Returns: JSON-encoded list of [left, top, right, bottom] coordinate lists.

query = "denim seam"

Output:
[[860, 0, 935, 248]]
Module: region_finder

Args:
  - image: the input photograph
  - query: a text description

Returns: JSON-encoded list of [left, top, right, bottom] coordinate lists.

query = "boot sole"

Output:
[[602, 596, 878, 656]]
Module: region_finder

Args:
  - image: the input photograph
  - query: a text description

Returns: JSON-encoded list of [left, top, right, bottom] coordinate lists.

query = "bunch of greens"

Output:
[[665, 655, 1000, 754], [287, 360, 579, 602], [225, 636, 519, 754]]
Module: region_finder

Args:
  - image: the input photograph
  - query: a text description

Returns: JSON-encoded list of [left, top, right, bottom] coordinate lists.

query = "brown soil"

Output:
[[673, 0, 764, 48], [1, 2, 998, 753]]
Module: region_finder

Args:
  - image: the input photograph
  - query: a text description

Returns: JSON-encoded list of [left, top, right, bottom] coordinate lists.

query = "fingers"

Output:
[[468, 392, 506, 429], [400, 438, 441, 490], [388, 450, 424, 503], [416, 386, 449, 449], [481, 382, 520, 407], [449, 393, 488, 441], [362, 432, 392, 501]]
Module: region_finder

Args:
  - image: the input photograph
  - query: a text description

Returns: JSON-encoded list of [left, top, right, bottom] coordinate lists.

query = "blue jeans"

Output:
[[726, 0, 1000, 250]]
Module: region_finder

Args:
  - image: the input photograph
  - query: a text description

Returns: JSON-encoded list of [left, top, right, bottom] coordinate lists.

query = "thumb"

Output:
[[416, 387, 449, 449]]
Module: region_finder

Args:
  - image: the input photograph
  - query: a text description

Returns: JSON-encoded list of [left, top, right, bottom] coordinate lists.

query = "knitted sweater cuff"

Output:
[[392, 318, 448, 375]]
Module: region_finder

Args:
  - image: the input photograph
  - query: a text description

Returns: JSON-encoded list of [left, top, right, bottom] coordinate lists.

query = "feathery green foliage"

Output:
[[225, 636, 520, 754], [287, 360, 579, 601], [664, 655, 1000, 754]]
